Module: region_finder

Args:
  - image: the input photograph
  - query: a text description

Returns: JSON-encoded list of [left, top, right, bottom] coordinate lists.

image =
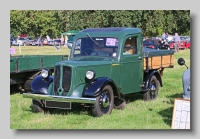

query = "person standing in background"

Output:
[[16, 36, 20, 46], [46, 35, 51, 46], [65, 35, 68, 46], [173, 33, 181, 52], [165, 32, 169, 40], [60, 35, 65, 46], [37, 36, 43, 47], [161, 32, 166, 41]]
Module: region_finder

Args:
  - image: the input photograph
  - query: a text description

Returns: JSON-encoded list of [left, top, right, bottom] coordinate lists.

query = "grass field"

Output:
[[10, 46, 190, 129]]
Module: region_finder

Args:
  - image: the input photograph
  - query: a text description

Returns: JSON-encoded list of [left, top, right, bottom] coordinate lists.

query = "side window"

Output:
[[123, 36, 137, 55]]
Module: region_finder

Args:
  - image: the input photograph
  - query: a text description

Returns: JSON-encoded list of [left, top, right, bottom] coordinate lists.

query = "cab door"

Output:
[[119, 34, 143, 94]]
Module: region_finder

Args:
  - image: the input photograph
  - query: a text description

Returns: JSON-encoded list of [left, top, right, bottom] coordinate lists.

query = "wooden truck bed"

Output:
[[143, 47, 174, 70]]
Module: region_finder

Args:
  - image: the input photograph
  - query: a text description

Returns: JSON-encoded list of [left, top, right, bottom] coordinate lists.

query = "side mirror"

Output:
[[177, 58, 185, 66], [67, 43, 72, 49], [178, 58, 188, 69]]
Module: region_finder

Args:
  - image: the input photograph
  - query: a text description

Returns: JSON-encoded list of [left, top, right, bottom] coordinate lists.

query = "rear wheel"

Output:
[[91, 85, 114, 117], [143, 75, 159, 101], [10, 85, 18, 94], [32, 99, 44, 113], [114, 101, 126, 110]]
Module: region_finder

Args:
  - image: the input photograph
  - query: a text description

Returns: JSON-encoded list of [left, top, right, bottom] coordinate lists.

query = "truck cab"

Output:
[[23, 27, 174, 117], [69, 27, 144, 94]]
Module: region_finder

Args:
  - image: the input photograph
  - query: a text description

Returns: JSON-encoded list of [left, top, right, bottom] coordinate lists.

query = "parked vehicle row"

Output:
[[11, 37, 36, 46], [143, 39, 170, 50], [11, 38, 65, 46], [143, 36, 190, 50], [168, 39, 190, 50]]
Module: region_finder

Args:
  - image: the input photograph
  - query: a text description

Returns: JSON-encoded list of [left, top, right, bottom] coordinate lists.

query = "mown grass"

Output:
[[10, 45, 71, 56], [10, 46, 190, 129]]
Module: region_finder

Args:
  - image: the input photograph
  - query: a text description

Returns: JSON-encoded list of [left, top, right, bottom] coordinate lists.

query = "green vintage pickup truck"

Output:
[[10, 55, 68, 93], [23, 27, 174, 117]]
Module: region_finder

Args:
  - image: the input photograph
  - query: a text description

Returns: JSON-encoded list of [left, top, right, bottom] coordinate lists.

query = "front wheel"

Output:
[[91, 85, 114, 117], [143, 75, 159, 101]]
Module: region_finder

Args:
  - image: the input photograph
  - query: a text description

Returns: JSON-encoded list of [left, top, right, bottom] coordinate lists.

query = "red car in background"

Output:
[[168, 36, 190, 50], [185, 41, 190, 49], [180, 36, 190, 49]]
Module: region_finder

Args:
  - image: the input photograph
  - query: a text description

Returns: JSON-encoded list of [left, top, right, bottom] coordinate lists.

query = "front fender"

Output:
[[82, 77, 111, 98], [31, 75, 53, 95]]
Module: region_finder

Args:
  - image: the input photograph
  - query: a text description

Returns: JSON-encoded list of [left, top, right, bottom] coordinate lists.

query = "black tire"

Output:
[[32, 99, 44, 113], [143, 75, 159, 101], [91, 85, 114, 117], [10, 85, 18, 94], [114, 101, 126, 110]]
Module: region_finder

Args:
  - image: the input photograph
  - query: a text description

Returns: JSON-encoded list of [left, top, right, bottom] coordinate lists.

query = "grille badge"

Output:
[[57, 87, 64, 96]]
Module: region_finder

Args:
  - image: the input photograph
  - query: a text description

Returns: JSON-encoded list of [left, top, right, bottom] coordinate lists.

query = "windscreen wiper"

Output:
[[87, 33, 99, 46]]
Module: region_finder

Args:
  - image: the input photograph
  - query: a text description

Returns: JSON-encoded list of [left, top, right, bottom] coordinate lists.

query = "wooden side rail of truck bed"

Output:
[[143, 54, 174, 70]]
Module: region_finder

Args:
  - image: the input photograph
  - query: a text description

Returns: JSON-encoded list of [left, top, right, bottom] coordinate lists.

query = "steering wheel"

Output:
[[84, 48, 98, 56]]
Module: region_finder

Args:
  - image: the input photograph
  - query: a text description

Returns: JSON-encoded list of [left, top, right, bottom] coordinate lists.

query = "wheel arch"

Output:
[[154, 71, 162, 87], [143, 70, 162, 89], [82, 77, 124, 100], [31, 75, 54, 95]]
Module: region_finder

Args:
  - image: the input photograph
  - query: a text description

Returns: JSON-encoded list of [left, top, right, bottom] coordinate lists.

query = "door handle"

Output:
[[138, 56, 142, 60]]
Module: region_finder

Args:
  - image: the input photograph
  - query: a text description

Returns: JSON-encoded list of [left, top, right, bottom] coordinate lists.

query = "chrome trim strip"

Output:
[[23, 93, 96, 104]]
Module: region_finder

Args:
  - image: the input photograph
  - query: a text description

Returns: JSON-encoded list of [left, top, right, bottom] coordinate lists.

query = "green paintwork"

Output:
[[50, 27, 145, 96], [10, 55, 68, 73], [61, 30, 79, 42], [24, 27, 174, 105], [61, 30, 79, 36]]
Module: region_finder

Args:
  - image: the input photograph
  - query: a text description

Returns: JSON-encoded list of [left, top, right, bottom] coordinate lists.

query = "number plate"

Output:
[[45, 100, 71, 109]]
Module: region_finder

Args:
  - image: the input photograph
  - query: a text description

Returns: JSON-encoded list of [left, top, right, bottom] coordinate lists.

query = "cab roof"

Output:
[[81, 27, 142, 33], [76, 27, 142, 38]]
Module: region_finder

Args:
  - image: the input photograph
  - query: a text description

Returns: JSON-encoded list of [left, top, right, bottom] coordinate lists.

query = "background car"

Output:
[[180, 36, 190, 49], [10, 38, 15, 46], [143, 39, 169, 50], [168, 41, 175, 49], [26, 37, 36, 46], [168, 36, 190, 50], [42, 39, 48, 45], [11, 38, 19, 46], [16, 38, 32, 46]]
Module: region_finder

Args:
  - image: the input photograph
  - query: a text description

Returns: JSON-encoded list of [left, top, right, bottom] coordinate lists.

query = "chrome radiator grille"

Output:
[[54, 66, 60, 95], [62, 66, 72, 92], [54, 65, 72, 95]]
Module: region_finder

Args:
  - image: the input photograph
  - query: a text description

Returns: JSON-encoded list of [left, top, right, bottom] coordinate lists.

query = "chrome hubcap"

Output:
[[102, 94, 109, 108], [150, 83, 156, 97]]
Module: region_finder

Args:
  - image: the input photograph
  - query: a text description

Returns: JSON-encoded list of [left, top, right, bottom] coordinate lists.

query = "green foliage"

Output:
[[10, 10, 190, 38]]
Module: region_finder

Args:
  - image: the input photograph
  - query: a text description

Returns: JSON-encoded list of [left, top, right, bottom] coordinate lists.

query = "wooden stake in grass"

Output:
[[19, 44, 21, 53]]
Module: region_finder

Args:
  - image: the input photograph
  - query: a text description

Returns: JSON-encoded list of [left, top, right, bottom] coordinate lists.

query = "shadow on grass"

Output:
[[22, 92, 144, 117], [156, 92, 183, 126], [27, 103, 93, 116], [124, 92, 144, 104]]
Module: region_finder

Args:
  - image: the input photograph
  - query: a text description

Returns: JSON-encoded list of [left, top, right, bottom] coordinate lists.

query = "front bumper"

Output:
[[23, 93, 96, 104]]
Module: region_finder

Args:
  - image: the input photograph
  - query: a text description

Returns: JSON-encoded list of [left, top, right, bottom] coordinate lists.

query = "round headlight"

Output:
[[86, 70, 95, 80], [41, 69, 49, 78]]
